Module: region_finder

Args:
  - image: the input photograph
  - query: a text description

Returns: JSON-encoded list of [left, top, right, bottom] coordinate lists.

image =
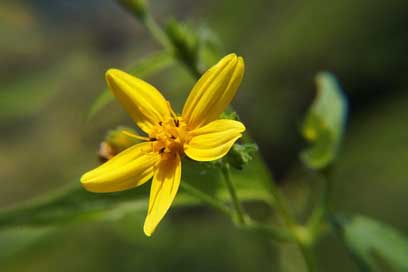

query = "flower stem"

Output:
[[117, 0, 172, 50], [267, 178, 317, 272], [142, 14, 173, 51], [180, 182, 232, 217], [220, 163, 247, 226], [181, 181, 293, 243], [117, 0, 201, 79], [308, 167, 332, 240], [298, 241, 317, 272], [243, 219, 294, 243]]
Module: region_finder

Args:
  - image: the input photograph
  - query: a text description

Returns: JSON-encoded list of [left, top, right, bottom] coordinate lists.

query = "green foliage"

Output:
[[164, 20, 223, 78], [117, 0, 147, 20], [301, 72, 348, 170], [195, 24, 222, 68], [220, 110, 239, 120], [165, 20, 200, 77], [333, 215, 408, 271], [0, 55, 85, 122], [225, 143, 258, 170], [87, 51, 174, 119], [0, 182, 148, 229], [0, 152, 272, 230], [0, 227, 52, 262], [104, 126, 140, 153]]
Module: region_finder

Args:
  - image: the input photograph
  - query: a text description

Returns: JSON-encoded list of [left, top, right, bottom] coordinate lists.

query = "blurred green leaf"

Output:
[[87, 51, 174, 119], [0, 153, 272, 230], [165, 19, 201, 77], [0, 183, 147, 228], [117, 0, 147, 20], [300, 72, 348, 169], [0, 55, 85, 122], [225, 143, 258, 170], [0, 227, 52, 263], [333, 214, 408, 272], [196, 23, 222, 68]]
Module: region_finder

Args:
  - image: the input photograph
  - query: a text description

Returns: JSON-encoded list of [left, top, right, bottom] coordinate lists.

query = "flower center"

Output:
[[149, 117, 190, 160]]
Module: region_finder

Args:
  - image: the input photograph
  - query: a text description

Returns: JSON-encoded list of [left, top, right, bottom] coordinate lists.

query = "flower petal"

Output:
[[106, 69, 171, 133], [182, 54, 245, 129], [81, 142, 159, 193], [144, 155, 181, 236], [185, 119, 245, 161]]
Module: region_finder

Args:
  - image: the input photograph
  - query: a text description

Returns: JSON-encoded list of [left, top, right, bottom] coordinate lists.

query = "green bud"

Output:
[[220, 111, 239, 121], [98, 126, 140, 162], [165, 19, 199, 75], [117, 0, 147, 21], [225, 143, 258, 170]]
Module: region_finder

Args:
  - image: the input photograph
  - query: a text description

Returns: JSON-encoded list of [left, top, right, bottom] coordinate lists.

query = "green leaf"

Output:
[[225, 143, 258, 170], [0, 54, 88, 122], [0, 227, 52, 262], [165, 20, 201, 77], [0, 153, 272, 230], [0, 183, 147, 229], [87, 51, 174, 119], [333, 214, 408, 271], [300, 72, 348, 169]]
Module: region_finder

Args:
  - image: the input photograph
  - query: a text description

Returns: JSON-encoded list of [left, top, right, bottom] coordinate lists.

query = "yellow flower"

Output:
[[81, 54, 245, 236]]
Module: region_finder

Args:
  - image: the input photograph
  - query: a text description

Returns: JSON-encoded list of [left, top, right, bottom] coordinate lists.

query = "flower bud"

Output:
[[97, 126, 141, 162], [117, 0, 147, 21]]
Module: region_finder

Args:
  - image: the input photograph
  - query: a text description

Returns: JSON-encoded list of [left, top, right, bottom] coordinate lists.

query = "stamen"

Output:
[[174, 119, 180, 127], [121, 130, 150, 141], [166, 101, 177, 119], [170, 135, 176, 140], [149, 137, 157, 141], [159, 121, 163, 126], [159, 147, 166, 153]]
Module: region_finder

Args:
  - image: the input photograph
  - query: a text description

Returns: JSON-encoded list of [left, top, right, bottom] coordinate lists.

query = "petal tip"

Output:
[[237, 120, 246, 131], [105, 68, 121, 82], [224, 53, 245, 64], [80, 172, 90, 185], [80, 175, 99, 193], [226, 52, 237, 58], [219, 53, 238, 65], [237, 56, 245, 70], [143, 221, 154, 237]]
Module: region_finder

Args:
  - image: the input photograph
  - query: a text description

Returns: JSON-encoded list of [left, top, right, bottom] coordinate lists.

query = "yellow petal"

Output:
[[144, 155, 181, 236], [106, 69, 171, 133], [182, 54, 245, 129], [81, 142, 159, 193], [185, 119, 245, 161]]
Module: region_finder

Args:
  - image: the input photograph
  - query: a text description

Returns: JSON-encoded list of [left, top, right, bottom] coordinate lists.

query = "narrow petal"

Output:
[[182, 54, 245, 129], [185, 119, 245, 161], [106, 69, 171, 133], [144, 155, 181, 236], [81, 142, 160, 193]]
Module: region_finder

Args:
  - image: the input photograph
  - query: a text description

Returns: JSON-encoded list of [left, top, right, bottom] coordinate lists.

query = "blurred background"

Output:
[[1, 0, 408, 271]]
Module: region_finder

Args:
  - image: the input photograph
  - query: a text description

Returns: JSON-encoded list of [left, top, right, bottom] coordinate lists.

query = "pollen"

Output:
[[149, 117, 191, 159]]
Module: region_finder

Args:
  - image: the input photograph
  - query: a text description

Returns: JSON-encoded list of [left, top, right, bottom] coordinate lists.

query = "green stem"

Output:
[[220, 163, 246, 226], [308, 166, 332, 241], [244, 219, 294, 243], [142, 14, 201, 79], [180, 182, 232, 217], [181, 182, 292, 243], [117, 0, 201, 79], [267, 179, 317, 272], [142, 14, 173, 50], [117, 0, 172, 50], [299, 241, 317, 272]]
